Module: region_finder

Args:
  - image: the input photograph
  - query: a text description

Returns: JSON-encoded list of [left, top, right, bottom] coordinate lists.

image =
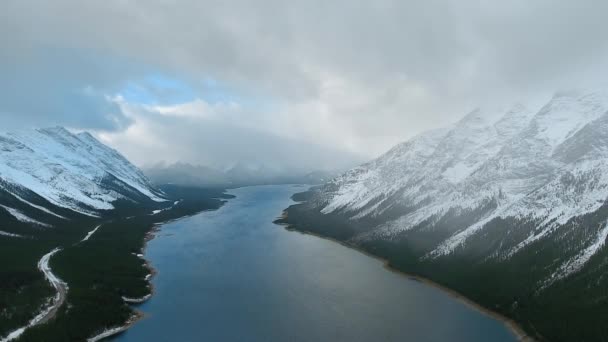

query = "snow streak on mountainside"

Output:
[[311, 90, 608, 282], [0, 127, 165, 222]]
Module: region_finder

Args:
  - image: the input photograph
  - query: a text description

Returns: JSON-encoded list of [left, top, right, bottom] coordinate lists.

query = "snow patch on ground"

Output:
[[80, 225, 103, 243], [87, 326, 128, 342], [0, 205, 51, 227], [10, 193, 67, 220], [87, 314, 141, 342], [442, 162, 481, 184], [0, 230, 24, 238], [151, 200, 182, 215], [122, 294, 152, 303], [549, 221, 608, 283]]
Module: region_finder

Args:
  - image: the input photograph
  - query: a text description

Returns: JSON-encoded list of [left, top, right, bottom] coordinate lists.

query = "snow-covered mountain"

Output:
[[291, 89, 608, 285], [0, 126, 165, 227]]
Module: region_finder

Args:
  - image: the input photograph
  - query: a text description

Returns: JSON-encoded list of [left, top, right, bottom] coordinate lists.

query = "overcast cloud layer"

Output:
[[2, 0, 608, 171]]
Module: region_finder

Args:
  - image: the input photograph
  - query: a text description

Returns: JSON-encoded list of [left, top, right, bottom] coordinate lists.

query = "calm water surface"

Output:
[[115, 185, 517, 342]]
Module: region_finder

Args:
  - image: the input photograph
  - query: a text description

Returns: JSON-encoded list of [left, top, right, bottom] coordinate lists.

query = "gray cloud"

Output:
[[0, 45, 137, 131], [1, 0, 608, 168], [97, 100, 360, 172]]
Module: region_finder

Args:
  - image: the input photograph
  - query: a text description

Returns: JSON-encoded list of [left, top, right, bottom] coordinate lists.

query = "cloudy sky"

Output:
[[2, 1, 608, 171]]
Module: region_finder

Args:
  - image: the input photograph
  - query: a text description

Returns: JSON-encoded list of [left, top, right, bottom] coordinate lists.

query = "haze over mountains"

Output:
[[4, 1, 608, 341], [3, 89, 608, 341], [282, 89, 608, 340], [302, 89, 608, 280], [144, 162, 339, 188]]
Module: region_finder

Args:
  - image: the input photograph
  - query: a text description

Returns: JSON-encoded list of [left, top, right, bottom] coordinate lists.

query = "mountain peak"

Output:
[[77, 131, 96, 140], [456, 104, 519, 129], [312, 89, 608, 280], [37, 125, 73, 137], [493, 103, 534, 138], [552, 89, 585, 99], [0, 127, 165, 218], [531, 89, 608, 148]]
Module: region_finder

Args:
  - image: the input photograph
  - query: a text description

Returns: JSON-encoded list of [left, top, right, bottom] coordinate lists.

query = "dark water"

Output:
[[115, 185, 517, 342]]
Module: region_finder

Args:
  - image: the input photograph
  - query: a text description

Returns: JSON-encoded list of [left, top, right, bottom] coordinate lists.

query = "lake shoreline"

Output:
[[276, 211, 535, 342], [112, 185, 530, 341], [110, 207, 230, 340], [83, 225, 161, 342], [87, 312, 143, 342]]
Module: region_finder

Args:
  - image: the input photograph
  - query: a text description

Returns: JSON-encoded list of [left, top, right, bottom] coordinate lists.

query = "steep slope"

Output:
[[0, 127, 165, 225], [281, 90, 608, 341]]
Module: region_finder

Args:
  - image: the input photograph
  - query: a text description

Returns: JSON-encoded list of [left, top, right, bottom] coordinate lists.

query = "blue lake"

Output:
[[115, 185, 517, 342]]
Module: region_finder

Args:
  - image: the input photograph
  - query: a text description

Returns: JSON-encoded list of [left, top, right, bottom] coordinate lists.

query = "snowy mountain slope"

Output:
[[318, 103, 535, 226], [293, 89, 608, 285], [0, 127, 165, 225]]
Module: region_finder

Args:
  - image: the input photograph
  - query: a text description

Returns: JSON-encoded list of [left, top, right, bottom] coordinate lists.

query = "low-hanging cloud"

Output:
[[1, 0, 608, 169], [99, 98, 360, 172]]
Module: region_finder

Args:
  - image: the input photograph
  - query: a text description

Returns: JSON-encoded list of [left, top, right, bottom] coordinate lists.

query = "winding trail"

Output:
[[0, 248, 68, 342]]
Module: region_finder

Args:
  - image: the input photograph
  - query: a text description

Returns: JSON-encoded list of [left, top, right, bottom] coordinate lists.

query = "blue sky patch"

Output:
[[119, 73, 250, 107]]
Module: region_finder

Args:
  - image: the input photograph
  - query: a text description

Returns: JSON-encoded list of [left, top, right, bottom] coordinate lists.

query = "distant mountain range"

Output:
[[0, 127, 165, 232], [144, 162, 339, 188], [281, 89, 608, 341]]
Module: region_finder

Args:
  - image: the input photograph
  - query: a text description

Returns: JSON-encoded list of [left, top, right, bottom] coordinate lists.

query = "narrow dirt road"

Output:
[[0, 248, 68, 342]]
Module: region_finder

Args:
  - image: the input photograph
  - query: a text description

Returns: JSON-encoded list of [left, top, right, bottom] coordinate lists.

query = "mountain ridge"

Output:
[[0, 126, 165, 226], [280, 89, 608, 341], [0, 127, 231, 341]]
